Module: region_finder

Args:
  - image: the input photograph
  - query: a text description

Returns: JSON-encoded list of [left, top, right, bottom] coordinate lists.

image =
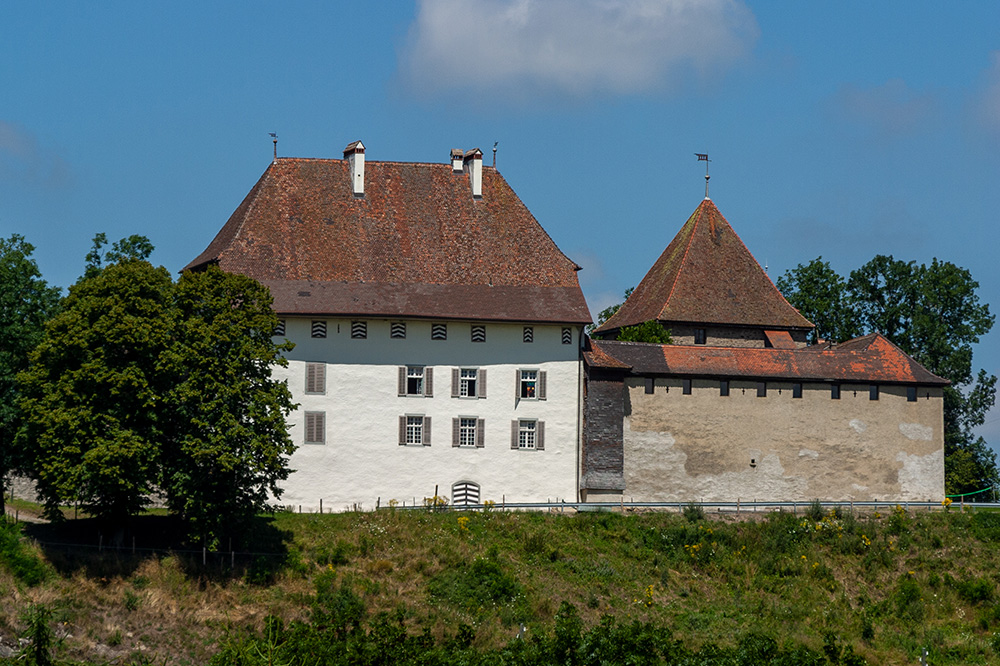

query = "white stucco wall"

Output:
[[273, 317, 582, 511]]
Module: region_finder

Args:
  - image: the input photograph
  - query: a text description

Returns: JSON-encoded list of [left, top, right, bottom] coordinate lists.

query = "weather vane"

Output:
[[270, 133, 278, 161], [695, 153, 710, 199]]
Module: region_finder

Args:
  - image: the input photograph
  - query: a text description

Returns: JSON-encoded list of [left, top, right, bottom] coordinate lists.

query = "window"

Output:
[[452, 368, 486, 398], [694, 328, 707, 345], [757, 382, 767, 397], [274, 319, 286, 336], [471, 325, 486, 342], [907, 386, 917, 402], [305, 362, 326, 394], [792, 383, 803, 399], [390, 322, 406, 339], [305, 411, 325, 444], [453, 417, 484, 448], [511, 419, 544, 450], [399, 415, 431, 446], [452, 481, 480, 506], [351, 321, 367, 339], [311, 320, 327, 338], [682, 379, 692, 395], [398, 366, 433, 397], [523, 326, 534, 343], [561, 327, 573, 345], [431, 323, 447, 340], [644, 377, 654, 394], [831, 384, 841, 400], [518, 369, 546, 400], [720, 380, 730, 397], [869, 384, 879, 401]]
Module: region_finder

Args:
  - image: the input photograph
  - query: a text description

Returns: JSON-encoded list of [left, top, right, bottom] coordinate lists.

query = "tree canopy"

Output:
[[778, 255, 997, 498], [18, 253, 297, 538], [0, 235, 61, 517]]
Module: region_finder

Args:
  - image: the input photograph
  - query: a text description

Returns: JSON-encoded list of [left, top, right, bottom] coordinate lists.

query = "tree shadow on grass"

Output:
[[21, 513, 294, 583]]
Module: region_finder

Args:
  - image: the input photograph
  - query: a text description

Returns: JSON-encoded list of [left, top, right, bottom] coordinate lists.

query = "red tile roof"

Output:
[[185, 157, 592, 324], [588, 333, 948, 385], [594, 199, 813, 333]]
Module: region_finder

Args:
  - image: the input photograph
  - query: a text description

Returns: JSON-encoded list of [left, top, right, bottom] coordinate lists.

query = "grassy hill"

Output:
[[3, 503, 1000, 664]]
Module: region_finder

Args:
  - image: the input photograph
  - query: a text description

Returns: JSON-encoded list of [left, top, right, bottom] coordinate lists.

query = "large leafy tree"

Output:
[[160, 266, 296, 543], [0, 235, 60, 517], [17, 259, 174, 522], [778, 255, 997, 498]]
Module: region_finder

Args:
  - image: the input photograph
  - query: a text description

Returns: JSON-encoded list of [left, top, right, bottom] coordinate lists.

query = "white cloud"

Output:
[[0, 121, 72, 189], [832, 79, 937, 137], [399, 0, 759, 103], [972, 50, 1000, 139]]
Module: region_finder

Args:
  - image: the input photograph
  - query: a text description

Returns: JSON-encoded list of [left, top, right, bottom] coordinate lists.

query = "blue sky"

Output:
[[3, 1, 999, 446]]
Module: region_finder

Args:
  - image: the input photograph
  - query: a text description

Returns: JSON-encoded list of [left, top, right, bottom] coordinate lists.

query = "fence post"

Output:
[[203, 547, 207, 566], [320, 498, 323, 514]]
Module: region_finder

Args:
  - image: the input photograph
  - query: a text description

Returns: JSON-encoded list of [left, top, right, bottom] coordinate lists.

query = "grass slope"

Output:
[[3, 505, 1000, 664]]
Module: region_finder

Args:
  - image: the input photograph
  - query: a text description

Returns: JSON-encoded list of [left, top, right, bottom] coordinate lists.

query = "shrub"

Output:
[[0, 519, 51, 586], [312, 571, 365, 638], [428, 556, 521, 610], [806, 499, 824, 522], [682, 503, 705, 523], [953, 576, 995, 605], [893, 575, 924, 622], [19, 604, 54, 666]]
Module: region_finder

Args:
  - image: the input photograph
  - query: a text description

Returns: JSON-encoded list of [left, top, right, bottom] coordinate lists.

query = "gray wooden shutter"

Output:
[[422, 416, 432, 445], [515, 369, 520, 399], [511, 420, 518, 449], [306, 363, 325, 394], [398, 367, 406, 396], [476, 418, 485, 448], [452, 418, 460, 447], [425, 367, 434, 397], [398, 416, 406, 445], [479, 369, 487, 398], [538, 371, 547, 400], [536, 421, 545, 450], [451, 368, 460, 398]]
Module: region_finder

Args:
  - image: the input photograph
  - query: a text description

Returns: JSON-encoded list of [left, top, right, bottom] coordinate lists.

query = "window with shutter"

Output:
[[305, 412, 325, 444], [453, 417, 478, 447], [351, 321, 367, 339], [518, 370, 538, 399], [305, 363, 326, 394], [452, 481, 480, 506], [471, 325, 486, 342], [274, 319, 286, 336], [311, 320, 327, 338], [561, 327, 572, 344], [403, 415, 425, 445], [390, 322, 406, 338], [431, 323, 447, 340], [523, 326, 533, 343], [455, 368, 478, 397], [516, 420, 537, 449]]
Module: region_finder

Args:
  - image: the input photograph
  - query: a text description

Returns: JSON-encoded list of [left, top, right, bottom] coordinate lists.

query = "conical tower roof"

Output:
[[595, 199, 813, 334]]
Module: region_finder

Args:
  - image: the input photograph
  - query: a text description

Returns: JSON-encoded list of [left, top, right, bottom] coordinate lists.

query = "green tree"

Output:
[[160, 266, 296, 543], [0, 235, 60, 517], [17, 259, 174, 521], [775, 257, 858, 344], [82, 232, 155, 280], [778, 254, 997, 497]]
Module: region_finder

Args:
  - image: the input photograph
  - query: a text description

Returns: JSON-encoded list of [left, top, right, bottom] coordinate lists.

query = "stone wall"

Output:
[[621, 377, 944, 502]]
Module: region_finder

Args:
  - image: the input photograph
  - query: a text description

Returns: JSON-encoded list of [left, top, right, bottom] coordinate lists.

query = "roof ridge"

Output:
[[658, 201, 705, 320]]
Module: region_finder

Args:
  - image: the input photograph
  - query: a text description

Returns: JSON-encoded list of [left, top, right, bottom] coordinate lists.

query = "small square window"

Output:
[[720, 380, 729, 397], [792, 383, 803, 399], [907, 386, 917, 402], [431, 323, 447, 340], [682, 379, 692, 395], [351, 321, 367, 339], [390, 322, 406, 339], [831, 384, 841, 400], [694, 328, 707, 345], [471, 325, 486, 342], [311, 320, 327, 338], [757, 382, 767, 397], [644, 377, 654, 394], [870, 385, 879, 401]]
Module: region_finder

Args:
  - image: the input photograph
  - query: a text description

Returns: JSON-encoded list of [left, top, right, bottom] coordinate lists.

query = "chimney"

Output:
[[463, 148, 483, 198], [344, 140, 365, 196], [450, 149, 464, 172]]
